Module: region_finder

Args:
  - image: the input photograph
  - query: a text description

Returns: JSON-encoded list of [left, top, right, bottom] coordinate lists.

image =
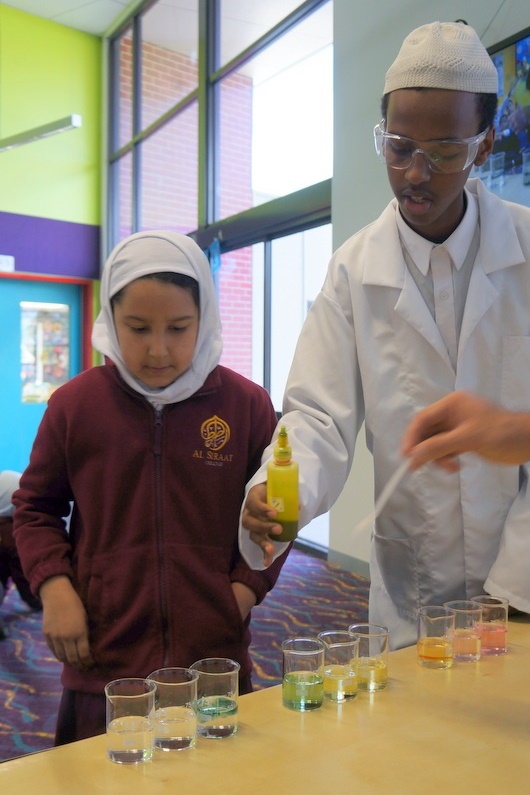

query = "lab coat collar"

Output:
[[396, 188, 478, 275], [468, 178, 525, 274], [362, 178, 525, 288]]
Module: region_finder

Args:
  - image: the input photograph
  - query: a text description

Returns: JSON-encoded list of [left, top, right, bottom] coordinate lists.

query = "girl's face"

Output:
[[113, 278, 199, 388]]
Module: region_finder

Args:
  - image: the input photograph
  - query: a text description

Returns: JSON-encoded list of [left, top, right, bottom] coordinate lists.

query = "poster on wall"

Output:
[[20, 301, 70, 403], [477, 29, 530, 202]]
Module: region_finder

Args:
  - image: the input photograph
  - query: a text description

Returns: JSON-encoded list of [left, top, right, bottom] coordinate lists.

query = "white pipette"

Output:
[[352, 459, 410, 536]]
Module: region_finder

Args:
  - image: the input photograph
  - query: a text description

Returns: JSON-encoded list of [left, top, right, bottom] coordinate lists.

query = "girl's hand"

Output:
[[40, 575, 94, 670]]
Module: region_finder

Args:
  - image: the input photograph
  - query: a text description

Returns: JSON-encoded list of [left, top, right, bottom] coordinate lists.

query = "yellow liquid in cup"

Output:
[[323, 664, 357, 700], [357, 657, 388, 691]]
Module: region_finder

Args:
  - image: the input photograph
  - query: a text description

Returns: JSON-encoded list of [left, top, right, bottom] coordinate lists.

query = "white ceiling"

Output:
[[0, 1, 323, 40], [1, 0, 131, 36], [1, 1, 333, 83]]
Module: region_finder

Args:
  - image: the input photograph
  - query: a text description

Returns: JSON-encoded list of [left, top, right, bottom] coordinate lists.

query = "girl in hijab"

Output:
[[14, 231, 287, 745]]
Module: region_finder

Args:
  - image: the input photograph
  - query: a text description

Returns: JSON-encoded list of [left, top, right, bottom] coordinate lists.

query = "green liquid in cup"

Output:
[[282, 671, 324, 711], [196, 696, 238, 738]]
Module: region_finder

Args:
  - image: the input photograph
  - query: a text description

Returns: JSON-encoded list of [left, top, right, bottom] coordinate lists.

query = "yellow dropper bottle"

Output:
[[266, 425, 299, 542]]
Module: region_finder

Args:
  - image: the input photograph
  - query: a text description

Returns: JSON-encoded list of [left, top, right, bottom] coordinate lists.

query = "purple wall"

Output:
[[0, 211, 100, 279]]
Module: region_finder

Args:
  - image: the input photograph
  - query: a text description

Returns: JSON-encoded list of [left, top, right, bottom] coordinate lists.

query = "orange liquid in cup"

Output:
[[417, 637, 453, 668]]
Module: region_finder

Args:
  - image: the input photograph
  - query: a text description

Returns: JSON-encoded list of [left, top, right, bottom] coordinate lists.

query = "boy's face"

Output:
[[385, 88, 494, 242], [114, 278, 199, 388]]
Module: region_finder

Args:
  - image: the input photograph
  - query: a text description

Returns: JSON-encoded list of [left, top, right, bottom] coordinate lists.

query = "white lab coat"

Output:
[[240, 179, 530, 648]]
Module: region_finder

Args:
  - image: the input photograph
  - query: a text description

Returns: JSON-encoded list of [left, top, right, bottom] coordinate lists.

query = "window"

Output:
[[270, 224, 332, 408], [219, 0, 304, 66], [108, 0, 332, 254], [140, 104, 199, 234], [107, 1, 332, 549], [216, 223, 332, 400], [113, 27, 134, 150], [218, 244, 261, 379], [140, 2, 199, 130], [108, 1, 200, 238], [218, 2, 333, 217]]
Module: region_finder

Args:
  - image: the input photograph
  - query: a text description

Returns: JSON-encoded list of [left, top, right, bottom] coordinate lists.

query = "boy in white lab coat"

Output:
[[240, 21, 530, 649]]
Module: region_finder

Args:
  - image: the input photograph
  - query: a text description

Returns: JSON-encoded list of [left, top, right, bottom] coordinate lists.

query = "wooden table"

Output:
[[2, 618, 530, 794]]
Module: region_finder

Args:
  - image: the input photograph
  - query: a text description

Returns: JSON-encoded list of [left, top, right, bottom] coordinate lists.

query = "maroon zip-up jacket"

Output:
[[14, 362, 287, 693]]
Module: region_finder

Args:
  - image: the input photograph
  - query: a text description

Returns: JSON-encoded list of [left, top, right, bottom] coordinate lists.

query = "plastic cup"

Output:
[[147, 667, 198, 751], [105, 678, 156, 764], [471, 595, 509, 656], [189, 658, 239, 739], [444, 600, 482, 662], [348, 623, 389, 691], [317, 630, 360, 702], [282, 637, 325, 711], [417, 606, 455, 669]]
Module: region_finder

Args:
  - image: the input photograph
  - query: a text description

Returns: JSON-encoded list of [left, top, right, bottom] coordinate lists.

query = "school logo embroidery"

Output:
[[193, 415, 234, 465], [201, 415, 230, 450]]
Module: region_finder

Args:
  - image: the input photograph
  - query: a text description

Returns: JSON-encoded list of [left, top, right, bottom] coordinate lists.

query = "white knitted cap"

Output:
[[384, 22, 498, 94]]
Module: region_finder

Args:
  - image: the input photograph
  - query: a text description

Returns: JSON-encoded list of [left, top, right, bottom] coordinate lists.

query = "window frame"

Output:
[[106, 0, 332, 389]]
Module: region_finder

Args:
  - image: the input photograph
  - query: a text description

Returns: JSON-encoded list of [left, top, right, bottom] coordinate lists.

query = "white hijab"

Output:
[[92, 231, 223, 404]]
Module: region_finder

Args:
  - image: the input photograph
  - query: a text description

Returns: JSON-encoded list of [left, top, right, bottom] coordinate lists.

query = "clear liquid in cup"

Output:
[[154, 705, 197, 751], [417, 637, 453, 669], [480, 623, 507, 655], [196, 696, 238, 738], [323, 664, 357, 701], [357, 657, 388, 691], [106, 715, 154, 763], [282, 671, 324, 710], [453, 628, 481, 662]]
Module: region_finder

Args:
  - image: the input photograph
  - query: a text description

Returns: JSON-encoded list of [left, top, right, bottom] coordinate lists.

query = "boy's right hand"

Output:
[[241, 484, 284, 567], [40, 575, 94, 670]]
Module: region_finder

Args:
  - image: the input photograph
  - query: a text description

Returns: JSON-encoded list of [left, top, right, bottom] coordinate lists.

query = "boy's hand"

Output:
[[402, 391, 530, 469], [231, 582, 257, 621], [241, 484, 284, 566]]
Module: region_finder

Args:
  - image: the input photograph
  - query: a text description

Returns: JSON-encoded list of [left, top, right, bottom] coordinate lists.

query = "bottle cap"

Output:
[[274, 425, 292, 465]]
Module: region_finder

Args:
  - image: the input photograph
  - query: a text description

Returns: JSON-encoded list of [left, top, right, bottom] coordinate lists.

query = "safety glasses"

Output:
[[373, 121, 489, 174]]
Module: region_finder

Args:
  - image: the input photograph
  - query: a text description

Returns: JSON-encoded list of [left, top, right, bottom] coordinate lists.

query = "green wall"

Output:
[[0, 5, 101, 225]]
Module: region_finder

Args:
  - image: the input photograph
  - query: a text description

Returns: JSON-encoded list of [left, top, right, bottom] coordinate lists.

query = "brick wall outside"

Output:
[[116, 35, 254, 378]]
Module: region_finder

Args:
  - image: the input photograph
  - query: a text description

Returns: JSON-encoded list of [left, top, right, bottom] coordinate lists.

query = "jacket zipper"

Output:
[[153, 404, 170, 664]]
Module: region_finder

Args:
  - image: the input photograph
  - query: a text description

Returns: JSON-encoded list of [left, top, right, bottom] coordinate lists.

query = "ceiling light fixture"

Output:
[[0, 114, 82, 153]]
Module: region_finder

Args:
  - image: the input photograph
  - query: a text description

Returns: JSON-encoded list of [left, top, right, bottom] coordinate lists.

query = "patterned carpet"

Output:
[[250, 547, 369, 687], [0, 547, 369, 761], [0, 588, 60, 761]]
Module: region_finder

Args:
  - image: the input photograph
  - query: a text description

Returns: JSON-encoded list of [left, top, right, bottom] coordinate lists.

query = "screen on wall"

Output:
[[477, 27, 530, 204]]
